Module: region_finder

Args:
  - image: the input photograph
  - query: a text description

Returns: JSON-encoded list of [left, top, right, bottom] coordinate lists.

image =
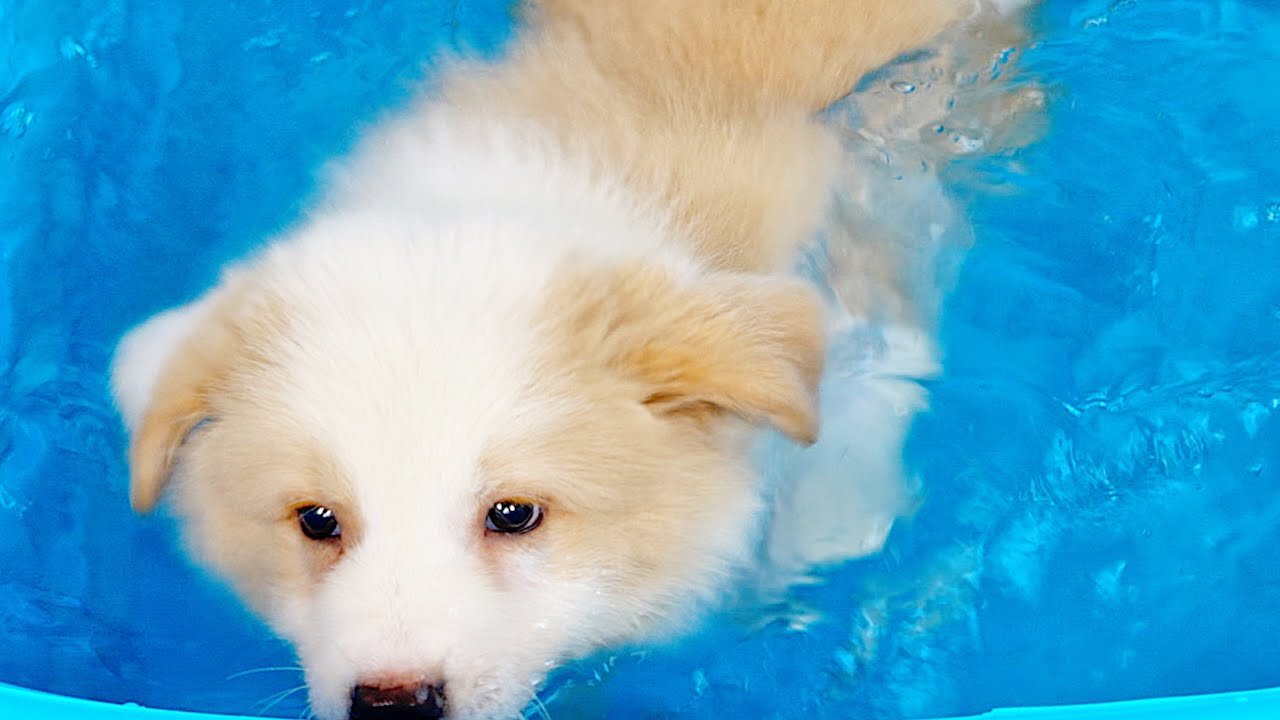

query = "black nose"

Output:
[[349, 682, 447, 720]]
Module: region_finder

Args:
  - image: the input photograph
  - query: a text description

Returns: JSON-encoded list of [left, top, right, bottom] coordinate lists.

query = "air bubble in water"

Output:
[[59, 36, 86, 60], [1, 103, 33, 138], [1263, 202, 1280, 224]]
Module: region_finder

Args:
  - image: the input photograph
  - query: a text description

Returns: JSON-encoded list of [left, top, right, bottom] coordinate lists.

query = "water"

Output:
[[1, 1, 1278, 718]]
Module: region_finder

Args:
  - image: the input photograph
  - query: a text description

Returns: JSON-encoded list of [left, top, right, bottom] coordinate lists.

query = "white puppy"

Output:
[[112, 2, 1031, 718]]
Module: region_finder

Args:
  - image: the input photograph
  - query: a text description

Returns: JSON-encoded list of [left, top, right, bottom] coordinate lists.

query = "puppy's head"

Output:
[[113, 213, 824, 719]]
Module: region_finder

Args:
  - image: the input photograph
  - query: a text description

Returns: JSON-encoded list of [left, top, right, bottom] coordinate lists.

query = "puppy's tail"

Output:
[[529, 0, 974, 115]]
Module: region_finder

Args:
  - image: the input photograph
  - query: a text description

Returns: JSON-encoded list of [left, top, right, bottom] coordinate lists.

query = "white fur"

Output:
[[765, 321, 940, 578], [111, 295, 215, 432], [251, 175, 696, 719]]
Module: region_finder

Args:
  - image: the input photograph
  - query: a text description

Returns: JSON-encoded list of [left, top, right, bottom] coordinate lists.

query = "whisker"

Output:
[[530, 692, 554, 720], [254, 683, 309, 717], [227, 666, 305, 681]]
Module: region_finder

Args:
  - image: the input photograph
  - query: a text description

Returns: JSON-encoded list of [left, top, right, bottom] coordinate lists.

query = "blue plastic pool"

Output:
[[2, 0, 1277, 718]]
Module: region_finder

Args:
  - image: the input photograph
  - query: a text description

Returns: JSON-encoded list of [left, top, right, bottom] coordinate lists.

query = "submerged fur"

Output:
[[112, 1, 1033, 718]]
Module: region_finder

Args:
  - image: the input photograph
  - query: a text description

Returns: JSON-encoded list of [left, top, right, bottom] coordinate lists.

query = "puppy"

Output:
[[112, 2, 1031, 718]]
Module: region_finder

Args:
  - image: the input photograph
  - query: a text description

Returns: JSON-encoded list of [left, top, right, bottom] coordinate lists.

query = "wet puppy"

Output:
[[112, 2, 1031, 718]]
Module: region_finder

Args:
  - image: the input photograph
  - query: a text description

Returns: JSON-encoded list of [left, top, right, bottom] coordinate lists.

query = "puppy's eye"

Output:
[[297, 505, 342, 540], [485, 500, 543, 535]]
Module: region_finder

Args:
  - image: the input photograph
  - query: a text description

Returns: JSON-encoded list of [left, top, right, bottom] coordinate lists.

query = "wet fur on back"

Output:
[[448, 0, 981, 275]]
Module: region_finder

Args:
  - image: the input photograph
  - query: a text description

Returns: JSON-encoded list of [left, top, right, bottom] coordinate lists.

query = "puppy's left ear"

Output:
[[607, 270, 827, 444], [111, 282, 247, 513]]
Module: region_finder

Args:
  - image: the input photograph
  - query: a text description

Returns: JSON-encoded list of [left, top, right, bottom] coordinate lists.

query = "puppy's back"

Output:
[[532, 0, 969, 115], [447, 0, 969, 272]]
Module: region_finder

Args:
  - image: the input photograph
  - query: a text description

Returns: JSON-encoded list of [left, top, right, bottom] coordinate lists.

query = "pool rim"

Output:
[[2, 682, 1278, 719]]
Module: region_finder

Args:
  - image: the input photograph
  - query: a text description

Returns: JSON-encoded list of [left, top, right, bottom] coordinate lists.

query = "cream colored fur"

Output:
[[111, 1, 1034, 718]]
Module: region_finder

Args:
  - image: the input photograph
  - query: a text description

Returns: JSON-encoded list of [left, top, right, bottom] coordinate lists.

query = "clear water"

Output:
[[1, 1, 1278, 718]]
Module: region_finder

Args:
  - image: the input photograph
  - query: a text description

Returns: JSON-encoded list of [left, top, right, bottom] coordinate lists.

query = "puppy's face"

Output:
[[113, 215, 823, 719]]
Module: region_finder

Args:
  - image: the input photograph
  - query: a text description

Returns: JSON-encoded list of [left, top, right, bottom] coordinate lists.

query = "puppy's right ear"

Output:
[[111, 287, 242, 514]]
